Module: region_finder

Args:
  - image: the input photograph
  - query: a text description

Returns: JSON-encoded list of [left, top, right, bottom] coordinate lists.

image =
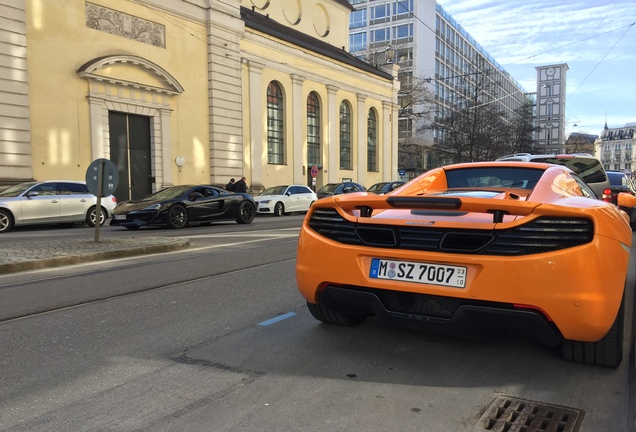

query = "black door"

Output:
[[109, 112, 152, 202]]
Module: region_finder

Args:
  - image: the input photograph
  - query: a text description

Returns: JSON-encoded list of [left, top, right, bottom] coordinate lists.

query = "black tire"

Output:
[[85, 205, 106, 227], [0, 209, 14, 233], [560, 293, 625, 368], [306, 302, 366, 326], [237, 200, 255, 224], [167, 205, 188, 229], [274, 202, 284, 217]]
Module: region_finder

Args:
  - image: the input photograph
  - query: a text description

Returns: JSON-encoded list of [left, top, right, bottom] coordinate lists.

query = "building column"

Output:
[[247, 59, 265, 191], [291, 74, 306, 184], [382, 101, 391, 181], [88, 95, 104, 160], [160, 108, 173, 186], [206, 0, 245, 187], [326, 84, 339, 183], [391, 102, 399, 179], [0, 0, 32, 182], [356, 93, 367, 186]]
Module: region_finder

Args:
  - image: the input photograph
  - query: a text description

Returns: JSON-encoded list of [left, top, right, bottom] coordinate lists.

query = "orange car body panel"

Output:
[[297, 162, 632, 342], [618, 191, 636, 208]]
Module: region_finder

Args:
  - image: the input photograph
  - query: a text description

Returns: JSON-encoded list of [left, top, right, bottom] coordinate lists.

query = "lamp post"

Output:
[[385, 44, 395, 64]]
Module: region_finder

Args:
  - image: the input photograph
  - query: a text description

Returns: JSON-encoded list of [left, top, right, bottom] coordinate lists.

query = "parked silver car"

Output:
[[0, 180, 117, 233]]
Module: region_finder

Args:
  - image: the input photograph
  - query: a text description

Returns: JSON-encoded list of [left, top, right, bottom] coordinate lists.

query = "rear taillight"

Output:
[[602, 188, 612, 202]]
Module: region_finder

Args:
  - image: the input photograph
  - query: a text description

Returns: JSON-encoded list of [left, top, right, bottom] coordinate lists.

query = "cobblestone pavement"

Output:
[[0, 237, 190, 275]]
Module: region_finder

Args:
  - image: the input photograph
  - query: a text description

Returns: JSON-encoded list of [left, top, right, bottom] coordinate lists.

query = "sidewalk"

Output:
[[0, 237, 190, 275]]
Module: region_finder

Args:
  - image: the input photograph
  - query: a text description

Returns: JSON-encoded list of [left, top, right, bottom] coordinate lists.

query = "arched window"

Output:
[[267, 81, 284, 164], [367, 108, 377, 171], [339, 101, 352, 170], [307, 92, 321, 166]]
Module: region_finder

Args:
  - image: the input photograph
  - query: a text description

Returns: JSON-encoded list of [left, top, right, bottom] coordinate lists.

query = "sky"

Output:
[[436, 0, 635, 137]]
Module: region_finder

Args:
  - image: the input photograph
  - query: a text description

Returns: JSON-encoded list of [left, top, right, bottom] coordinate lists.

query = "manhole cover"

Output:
[[473, 395, 585, 432]]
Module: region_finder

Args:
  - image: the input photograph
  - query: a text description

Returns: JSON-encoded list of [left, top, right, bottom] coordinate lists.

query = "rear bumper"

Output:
[[296, 224, 628, 342], [317, 285, 563, 345]]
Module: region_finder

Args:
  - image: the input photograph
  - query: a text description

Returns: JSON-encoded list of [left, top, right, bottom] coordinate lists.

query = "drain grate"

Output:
[[473, 395, 585, 432]]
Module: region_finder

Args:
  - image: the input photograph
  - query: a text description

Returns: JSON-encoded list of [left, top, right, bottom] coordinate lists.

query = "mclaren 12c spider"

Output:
[[296, 161, 632, 368]]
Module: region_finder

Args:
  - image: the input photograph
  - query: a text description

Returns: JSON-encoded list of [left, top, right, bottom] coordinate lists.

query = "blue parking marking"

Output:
[[258, 312, 296, 326]]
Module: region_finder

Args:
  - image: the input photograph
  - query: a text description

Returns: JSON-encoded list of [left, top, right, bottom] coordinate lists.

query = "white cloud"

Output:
[[436, 0, 636, 134]]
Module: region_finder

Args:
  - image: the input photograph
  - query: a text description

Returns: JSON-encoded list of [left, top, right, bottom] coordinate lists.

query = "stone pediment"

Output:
[[77, 55, 184, 95]]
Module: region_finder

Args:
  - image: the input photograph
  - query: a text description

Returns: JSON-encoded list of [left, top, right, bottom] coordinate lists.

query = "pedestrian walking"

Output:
[[225, 178, 236, 192], [234, 176, 247, 193]]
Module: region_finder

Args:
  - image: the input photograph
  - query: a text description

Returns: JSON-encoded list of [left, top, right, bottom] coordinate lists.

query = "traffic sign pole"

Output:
[[86, 158, 120, 243], [95, 160, 104, 242]]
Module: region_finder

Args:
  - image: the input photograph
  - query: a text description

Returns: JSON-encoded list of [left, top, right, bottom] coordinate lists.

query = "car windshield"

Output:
[[142, 186, 191, 201], [446, 167, 545, 189], [318, 184, 340, 193], [260, 186, 287, 196], [607, 173, 627, 186], [0, 182, 38, 197], [368, 183, 388, 192]]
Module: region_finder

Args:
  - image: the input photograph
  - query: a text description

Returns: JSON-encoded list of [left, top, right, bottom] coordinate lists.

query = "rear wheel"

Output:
[[560, 293, 625, 368], [85, 205, 106, 227], [0, 209, 14, 233], [306, 302, 366, 326], [237, 200, 255, 224], [274, 202, 284, 217], [167, 205, 188, 229]]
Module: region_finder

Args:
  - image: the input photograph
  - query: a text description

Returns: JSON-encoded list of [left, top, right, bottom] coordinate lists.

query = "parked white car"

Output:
[[0, 180, 117, 233], [255, 185, 317, 216]]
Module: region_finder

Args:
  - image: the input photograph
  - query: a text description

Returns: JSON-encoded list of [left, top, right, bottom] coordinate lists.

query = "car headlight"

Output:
[[141, 203, 163, 211], [259, 199, 271, 205]]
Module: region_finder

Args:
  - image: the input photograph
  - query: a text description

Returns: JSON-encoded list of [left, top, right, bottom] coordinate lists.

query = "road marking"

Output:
[[258, 312, 296, 326]]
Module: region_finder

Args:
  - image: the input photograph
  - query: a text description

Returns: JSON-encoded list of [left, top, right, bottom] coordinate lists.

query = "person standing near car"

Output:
[[234, 176, 247, 193], [225, 178, 236, 192]]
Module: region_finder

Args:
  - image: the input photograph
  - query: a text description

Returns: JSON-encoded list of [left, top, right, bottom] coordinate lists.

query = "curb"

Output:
[[0, 239, 190, 275]]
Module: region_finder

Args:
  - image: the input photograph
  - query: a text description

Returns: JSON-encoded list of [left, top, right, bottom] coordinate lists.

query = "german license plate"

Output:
[[113, 214, 127, 220], [369, 258, 466, 288]]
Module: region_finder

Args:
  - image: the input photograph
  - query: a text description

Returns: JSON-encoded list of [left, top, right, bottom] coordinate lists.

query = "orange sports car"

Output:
[[296, 162, 632, 368]]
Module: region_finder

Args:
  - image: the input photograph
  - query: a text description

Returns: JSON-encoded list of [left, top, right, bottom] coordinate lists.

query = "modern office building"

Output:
[[348, 0, 533, 174]]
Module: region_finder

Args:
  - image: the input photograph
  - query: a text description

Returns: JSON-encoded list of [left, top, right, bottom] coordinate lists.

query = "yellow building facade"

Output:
[[0, 0, 398, 200]]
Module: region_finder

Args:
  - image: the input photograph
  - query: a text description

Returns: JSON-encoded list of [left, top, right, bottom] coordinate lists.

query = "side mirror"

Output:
[[26, 191, 38, 198]]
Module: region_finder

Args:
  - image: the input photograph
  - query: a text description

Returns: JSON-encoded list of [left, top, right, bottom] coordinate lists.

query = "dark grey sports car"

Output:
[[110, 185, 255, 229]]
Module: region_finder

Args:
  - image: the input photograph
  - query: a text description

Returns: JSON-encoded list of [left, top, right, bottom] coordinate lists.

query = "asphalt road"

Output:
[[0, 215, 634, 431]]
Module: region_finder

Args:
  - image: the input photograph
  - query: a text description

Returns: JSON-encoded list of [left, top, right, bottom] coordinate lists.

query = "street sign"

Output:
[[85, 158, 119, 197], [85, 158, 120, 242], [311, 165, 319, 178], [399, 170, 405, 176]]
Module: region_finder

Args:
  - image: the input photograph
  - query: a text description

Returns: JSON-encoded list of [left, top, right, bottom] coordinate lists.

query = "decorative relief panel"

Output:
[[85, 2, 165, 48]]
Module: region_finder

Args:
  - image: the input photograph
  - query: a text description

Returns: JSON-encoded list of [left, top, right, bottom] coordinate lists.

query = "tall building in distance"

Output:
[[535, 64, 569, 154], [348, 0, 532, 174]]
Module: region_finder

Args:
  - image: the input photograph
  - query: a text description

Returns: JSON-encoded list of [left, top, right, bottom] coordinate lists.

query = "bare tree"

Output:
[[504, 102, 538, 155], [565, 132, 596, 154], [397, 73, 434, 170], [417, 58, 536, 164]]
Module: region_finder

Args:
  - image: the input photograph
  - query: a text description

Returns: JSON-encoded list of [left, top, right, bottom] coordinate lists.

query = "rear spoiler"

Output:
[[322, 194, 543, 223]]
